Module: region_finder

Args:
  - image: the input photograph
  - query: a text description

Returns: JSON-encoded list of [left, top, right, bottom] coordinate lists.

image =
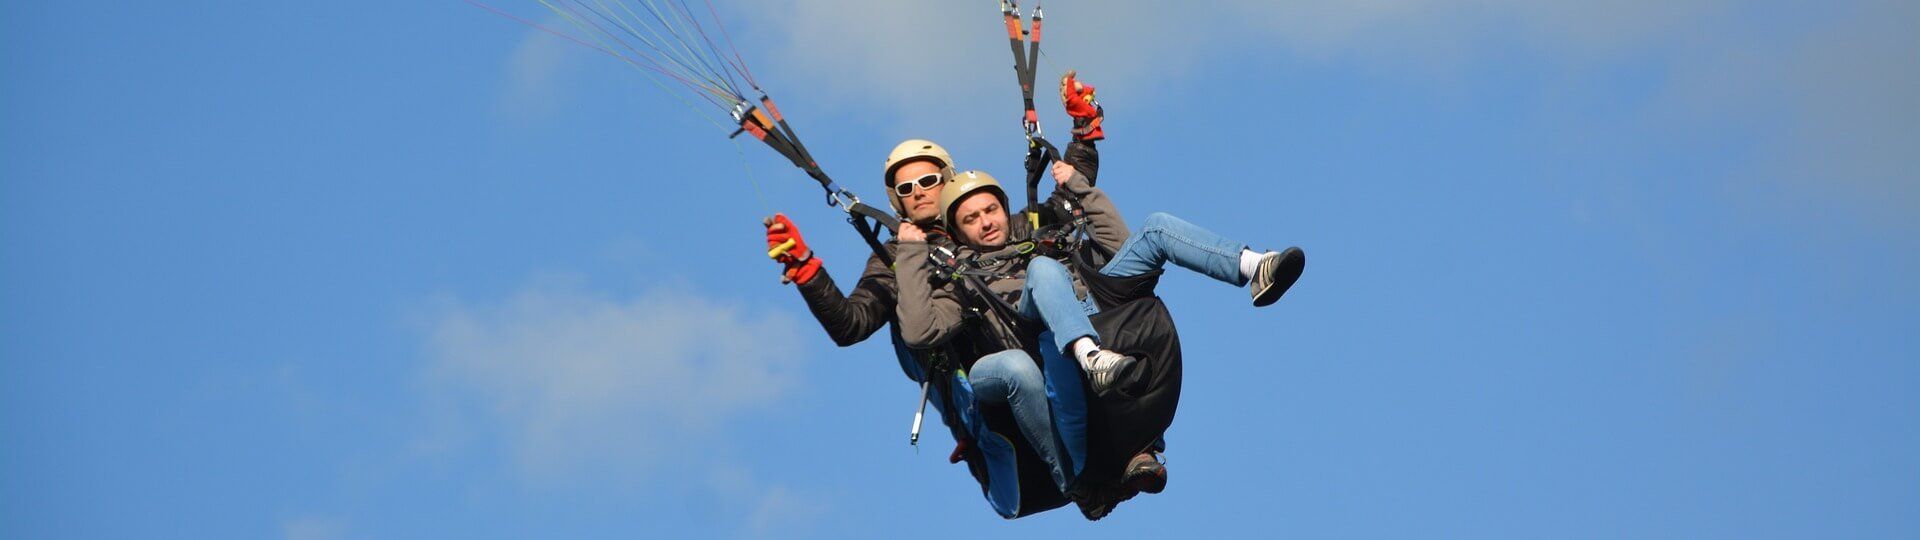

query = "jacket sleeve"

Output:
[[794, 252, 897, 347], [1062, 171, 1131, 255], [1063, 140, 1099, 185], [892, 241, 969, 349]]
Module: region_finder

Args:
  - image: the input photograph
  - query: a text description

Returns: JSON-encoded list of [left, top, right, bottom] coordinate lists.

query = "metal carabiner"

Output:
[[825, 187, 860, 209]]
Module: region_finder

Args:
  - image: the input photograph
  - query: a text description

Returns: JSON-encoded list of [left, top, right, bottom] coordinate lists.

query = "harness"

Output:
[[918, 199, 1097, 356]]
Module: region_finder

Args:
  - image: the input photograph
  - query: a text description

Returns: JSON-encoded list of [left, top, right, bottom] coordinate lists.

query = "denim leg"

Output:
[[1099, 212, 1249, 286], [1017, 257, 1102, 354], [941, 371, 1020, 518], [1037, 330, 1088, 483], [970, 349, 1072, 493]]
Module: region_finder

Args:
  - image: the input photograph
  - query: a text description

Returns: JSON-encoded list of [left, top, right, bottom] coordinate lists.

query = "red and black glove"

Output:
[[1060, 70, 1104, 142], [764, 213, 822, 285]]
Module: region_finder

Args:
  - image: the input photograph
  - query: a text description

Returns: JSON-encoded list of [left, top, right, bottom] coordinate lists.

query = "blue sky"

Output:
[[3, 1, 1916, 538]]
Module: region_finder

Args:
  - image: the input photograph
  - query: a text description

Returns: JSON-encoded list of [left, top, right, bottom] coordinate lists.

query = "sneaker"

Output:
[[1251, 247, 1306, 307], [1122, 451, 1168, 494], [1080, 349, 1138, 394]]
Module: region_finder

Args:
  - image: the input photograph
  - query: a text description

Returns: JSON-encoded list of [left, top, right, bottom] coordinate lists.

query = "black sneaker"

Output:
[[1122, 451, 1168, 494], [1251, 247, 1306, 307]]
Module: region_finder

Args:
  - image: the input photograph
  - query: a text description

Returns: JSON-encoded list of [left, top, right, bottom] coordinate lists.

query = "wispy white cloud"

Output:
[[487, 1, 1916, 220], [1654, 0, 1920, 222], [707, 464, 828, 538], [741, 1, 1008, 134], [735, 0, 1733, 116], [418, 277, 803, 482], [745, 484, 826, 537], [494, 20, 583, 124], [281, 516, 346, 540], [730, 0, 1915, 218], [1228, 0, 1727, 54]]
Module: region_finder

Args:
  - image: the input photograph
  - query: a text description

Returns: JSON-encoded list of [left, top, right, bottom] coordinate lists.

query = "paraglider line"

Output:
[[540, 0, 735, 100], [628, 0, 743, 100], [668, 0, 749, 93], [464, 0, 717, 98], [574, 0, 739, 98], [701, 0, 760, 90]]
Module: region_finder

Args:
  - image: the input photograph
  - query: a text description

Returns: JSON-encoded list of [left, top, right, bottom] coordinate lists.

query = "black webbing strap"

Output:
[[957, 271, 1030, 347], [845, 201, 899, 267], [1022, 135, 1060, 230], [1000, 2, 1055, 232], [921, 242, 1037, 351], [970, 241, 1037, 272]]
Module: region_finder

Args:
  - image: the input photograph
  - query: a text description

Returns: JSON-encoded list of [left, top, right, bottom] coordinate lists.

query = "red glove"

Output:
[[764, 213, 822, 285], [1060, 70, 1104, 141]]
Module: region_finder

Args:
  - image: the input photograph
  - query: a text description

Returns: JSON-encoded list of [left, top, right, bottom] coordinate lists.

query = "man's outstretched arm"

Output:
[[766, 214, 898, 347]]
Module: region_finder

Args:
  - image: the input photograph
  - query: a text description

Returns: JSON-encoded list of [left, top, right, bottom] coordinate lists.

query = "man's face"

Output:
[[890, 160, 945, 224], [952, 191, 1010, 247]]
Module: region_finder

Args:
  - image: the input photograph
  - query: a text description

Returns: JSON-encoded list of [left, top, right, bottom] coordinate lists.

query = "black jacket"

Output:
[[794, 246, 899, 347]]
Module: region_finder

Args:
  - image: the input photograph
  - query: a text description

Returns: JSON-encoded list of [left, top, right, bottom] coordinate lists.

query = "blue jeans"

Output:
[[971, 349, 1080, 494], [1017, 257, 1102, 354], [1012, 257, 1102, 488], [895, 335, 1025, 517], [1014, 212, 1249, 349], [1100, 212, 1249, 285]]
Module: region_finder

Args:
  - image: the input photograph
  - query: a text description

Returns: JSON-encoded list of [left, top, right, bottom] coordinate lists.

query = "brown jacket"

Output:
[[893, 171, 1129, 351]]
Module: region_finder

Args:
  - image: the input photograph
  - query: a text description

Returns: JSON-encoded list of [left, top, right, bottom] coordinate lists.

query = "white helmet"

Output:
[[881, 139, 957, 215]]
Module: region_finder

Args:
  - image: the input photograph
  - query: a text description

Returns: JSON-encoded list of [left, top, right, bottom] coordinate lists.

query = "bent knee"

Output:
[[1027, 257, 1069, 282], [971, 350, 1042, 381], [1143, 212, 1181, 231]]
